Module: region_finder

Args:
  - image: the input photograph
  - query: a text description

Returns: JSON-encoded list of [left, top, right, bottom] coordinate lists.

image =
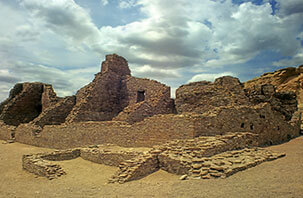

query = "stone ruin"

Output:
[[0, 54, 302, 183], [22, 132, 285, 182]]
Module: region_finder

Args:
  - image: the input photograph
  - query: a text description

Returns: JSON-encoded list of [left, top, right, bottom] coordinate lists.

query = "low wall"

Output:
[[22, 149, 80, 180], [22, 133, 286, 183], [0, 122, 15, 140], [14, 115, 196, 149], [80, 146, 148, 166]]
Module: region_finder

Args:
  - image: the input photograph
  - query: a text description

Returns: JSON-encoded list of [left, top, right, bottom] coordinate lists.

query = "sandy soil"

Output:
[[0, 136, 303, 198]]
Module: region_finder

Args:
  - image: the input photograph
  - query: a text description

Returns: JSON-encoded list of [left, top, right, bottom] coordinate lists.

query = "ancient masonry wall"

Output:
[[192, 103, 300, 145], [4, 102, 298, 149], [114, 76, 174, 124], [80, 145, 150, 166], [0, 121, 16, 140], [65, 54, 174, 124], [22, 149, 80, 179], [108, 132, 283, 183], [41, 84, 61, 111], [22, 146, 148, 180], [22, 132, 286, 183], [14, 114, 196, 149], [30, 96, 76, 127]]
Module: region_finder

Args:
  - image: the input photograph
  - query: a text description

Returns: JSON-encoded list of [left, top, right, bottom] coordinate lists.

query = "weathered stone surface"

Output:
[[109, 152, 159, 183], [245, 66, 303, 100], [245, 65, 303, 129], [41, 84, 61, 111], [66, 71, 125, 122], [13, 115, 198, 149], [192, 103, 299, 145], [22, 133, 285, 183], [113, 76, 175, 124], [65, 54, 174, 123], [80, 145, 149, 166], [30, 96, 76, 127], [101, 54, 130, 76], [0, 83, 44, 126], [186, 148, 285, 179], [175, 76, 248, 114], [175, 75, 300, 145], [0, 121, 16, 140], [22, 149, 80, 180], [245, 84, 297, 121], [158, 132, 258, 175]]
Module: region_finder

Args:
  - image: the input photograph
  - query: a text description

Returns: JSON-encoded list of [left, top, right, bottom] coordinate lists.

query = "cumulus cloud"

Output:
[[133, 65, 181, 80], [188, 72, 237, 83], [273, 49, 303, 67], [0, 69, 20, 83], [20, 0, 102, 50], [276, 0, 303, 16], [3, 60, 97, 97], [0, 0, 302, 101]]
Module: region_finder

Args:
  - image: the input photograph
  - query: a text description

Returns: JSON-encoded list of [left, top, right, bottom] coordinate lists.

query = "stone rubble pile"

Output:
[[187, 148, 285, 179], [109, 151, 159, 184]]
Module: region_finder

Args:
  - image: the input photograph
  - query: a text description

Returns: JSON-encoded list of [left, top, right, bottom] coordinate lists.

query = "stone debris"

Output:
[[158, 132, 258, 175], [186, 148, 285, 180], [109, 153, 159, 184]]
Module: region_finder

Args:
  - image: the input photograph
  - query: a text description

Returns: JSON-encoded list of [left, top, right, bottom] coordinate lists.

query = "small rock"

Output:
[[201, 175, 211, 179], [210, 172, 222, 178], [6, 139, 15, 144], [192, 163, 202, 169], [179, 175, 188, 180], [200, 170, 208, 176]]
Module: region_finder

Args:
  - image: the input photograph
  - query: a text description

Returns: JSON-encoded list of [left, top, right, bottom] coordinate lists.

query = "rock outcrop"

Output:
[[245, 65, 303, 129], [245, 65, 303, 103], [0, 83, 44, 126], [175, 76, 248, 114]]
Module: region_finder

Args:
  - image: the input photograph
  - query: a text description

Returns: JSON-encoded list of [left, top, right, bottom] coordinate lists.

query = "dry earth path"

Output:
[[0, 136, 303, 198]]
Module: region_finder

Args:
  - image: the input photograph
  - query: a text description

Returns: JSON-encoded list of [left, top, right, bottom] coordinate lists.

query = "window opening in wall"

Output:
[[137, 90, 145, 103], [241, 123, 245, 128], [250, 123, 254, 130]]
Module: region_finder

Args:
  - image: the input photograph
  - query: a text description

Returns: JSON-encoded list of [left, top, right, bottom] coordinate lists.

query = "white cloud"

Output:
[[119, 0, 137, 9], [273, 49, 303, 67], [0, 0, 303, 102], [20, 0, 102, 51], [101, 0, 109, 6], [133, 65, 181, 80], [276, 0, 303, 16], [188, 72, 236, 83]]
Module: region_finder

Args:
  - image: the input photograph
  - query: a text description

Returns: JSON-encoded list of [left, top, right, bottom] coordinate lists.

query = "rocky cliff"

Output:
[[245, 65, 303, 103]]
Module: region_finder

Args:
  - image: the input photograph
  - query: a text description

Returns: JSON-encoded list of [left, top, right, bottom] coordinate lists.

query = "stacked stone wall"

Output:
[[14, 114, 196, 149], [31, 96, 76, 126]]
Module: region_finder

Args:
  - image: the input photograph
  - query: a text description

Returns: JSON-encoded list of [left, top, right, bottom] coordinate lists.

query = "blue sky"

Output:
[[0, 0, 302, 100]]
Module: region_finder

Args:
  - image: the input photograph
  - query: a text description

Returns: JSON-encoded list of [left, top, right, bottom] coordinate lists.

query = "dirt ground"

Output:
[[0, 136, 303, 198]]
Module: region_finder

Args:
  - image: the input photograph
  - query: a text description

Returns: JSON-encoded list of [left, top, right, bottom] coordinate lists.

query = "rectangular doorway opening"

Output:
[[137, 90, 145, 103]]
